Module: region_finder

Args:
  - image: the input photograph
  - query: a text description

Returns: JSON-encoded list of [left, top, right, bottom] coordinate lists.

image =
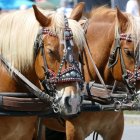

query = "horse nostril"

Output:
[[65, 96, 71, 107]]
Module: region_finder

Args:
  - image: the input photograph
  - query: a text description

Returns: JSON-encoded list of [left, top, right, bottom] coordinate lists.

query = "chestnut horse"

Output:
[[43, 3, 140, 140], [0, 5, 86, 140]]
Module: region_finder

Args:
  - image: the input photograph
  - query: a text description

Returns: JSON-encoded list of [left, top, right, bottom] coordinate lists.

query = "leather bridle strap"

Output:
[[84, 43, 110, 96], [34, 31, 56, 96], [41, 40, 49, 78], [34, 30, 49, 77], [80, 18, 109, 95], [119, 43, 136, 95]]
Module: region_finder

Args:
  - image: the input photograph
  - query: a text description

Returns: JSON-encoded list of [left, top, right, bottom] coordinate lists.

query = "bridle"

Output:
[[108, 26, 138, 96], [34, 15, 84, 105]]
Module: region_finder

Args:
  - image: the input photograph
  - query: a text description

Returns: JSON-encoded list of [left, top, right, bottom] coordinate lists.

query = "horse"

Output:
[[0, 5, 86, 140], [43, 2, 140, 140]]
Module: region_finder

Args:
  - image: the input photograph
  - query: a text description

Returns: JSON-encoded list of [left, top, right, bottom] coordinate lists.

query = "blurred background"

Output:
[[0, 0, 129, 14]]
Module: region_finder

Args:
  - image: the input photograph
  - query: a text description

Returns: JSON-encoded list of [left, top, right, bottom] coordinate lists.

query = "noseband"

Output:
[[34, 15, 84, 97]]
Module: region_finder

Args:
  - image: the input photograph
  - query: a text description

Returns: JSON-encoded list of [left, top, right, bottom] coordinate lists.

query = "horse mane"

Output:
[[0, 8, 86, 71], [129, 15, 140, 49], [116, 12, 140, 50]]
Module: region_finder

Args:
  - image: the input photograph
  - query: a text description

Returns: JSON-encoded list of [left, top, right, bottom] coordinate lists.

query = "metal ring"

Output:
[[52, 103, 60, 113], [114, 101, 122, 111]]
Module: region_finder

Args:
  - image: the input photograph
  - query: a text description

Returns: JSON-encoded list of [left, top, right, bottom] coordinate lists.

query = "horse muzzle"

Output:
[[54, 92, 83, 117]]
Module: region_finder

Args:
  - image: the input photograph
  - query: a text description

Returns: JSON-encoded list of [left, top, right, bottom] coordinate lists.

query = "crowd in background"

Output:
[[0, 0, 140, 17], [126, 0, 140, 16]]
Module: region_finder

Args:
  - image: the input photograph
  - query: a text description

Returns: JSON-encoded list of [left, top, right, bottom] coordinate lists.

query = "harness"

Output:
[[80, 19, 140, 111], [108, 28, 136, 96], [34, 27, 83, 93], [78, 18, 140, 140], [0, 14, 140, 140], [2, 19, 137, 114]]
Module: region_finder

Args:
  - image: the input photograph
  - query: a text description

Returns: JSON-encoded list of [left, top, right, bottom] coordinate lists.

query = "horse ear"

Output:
[[69, 2, 85, 21], [116, 7, 128, 32], [32, 5, 51, 27]]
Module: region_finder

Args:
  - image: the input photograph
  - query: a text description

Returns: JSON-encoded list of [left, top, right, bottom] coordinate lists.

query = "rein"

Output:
[[81, 19, 110, 95]]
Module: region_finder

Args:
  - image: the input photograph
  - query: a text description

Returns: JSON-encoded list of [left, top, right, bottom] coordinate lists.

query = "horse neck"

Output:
[[83, 15, 116, 84], [0, 63, 40, 93]]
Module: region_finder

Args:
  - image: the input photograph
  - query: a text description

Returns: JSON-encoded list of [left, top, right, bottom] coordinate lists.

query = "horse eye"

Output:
[[47, 48, 54, 55], [124, 48, 134, 57]]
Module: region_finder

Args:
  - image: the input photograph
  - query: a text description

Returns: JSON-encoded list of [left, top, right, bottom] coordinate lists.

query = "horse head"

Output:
[[32, 4, 86, 116], [81, 6, 140, 99], [108, 8, 140, 94]]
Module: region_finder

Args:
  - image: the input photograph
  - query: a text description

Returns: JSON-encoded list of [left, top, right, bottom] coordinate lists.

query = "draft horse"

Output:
[[0, 5, 86, 140], [43, 3, 140, 140]]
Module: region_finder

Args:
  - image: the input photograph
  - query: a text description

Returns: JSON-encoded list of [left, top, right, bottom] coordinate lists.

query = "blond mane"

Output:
[[130, 15, 140, 49], [0, 8, 86, 71], [116, 12, 140, 50]]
